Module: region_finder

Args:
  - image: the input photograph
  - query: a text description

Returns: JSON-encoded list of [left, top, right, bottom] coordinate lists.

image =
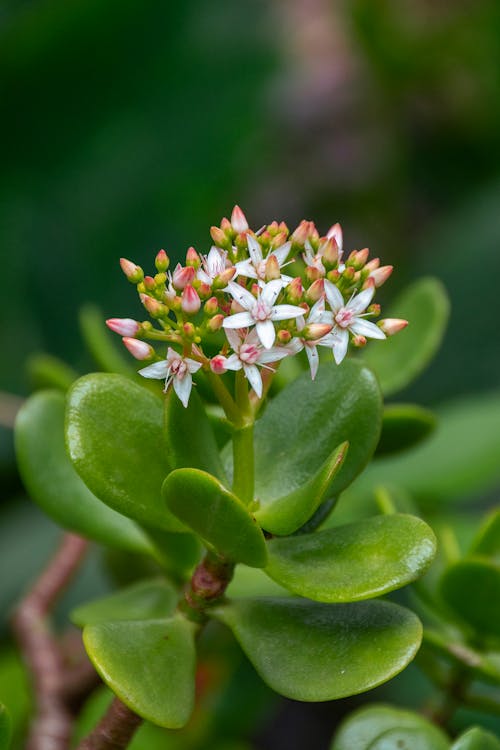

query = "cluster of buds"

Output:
[[107, 206, 407, 407]]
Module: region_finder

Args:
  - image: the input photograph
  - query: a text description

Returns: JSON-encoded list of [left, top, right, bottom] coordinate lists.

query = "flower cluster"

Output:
[[107, 206, 407, 407]]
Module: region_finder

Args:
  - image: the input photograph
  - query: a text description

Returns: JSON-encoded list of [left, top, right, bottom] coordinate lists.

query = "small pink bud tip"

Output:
[[265, 254, 281, 280], [306, 278, 325, 303], [231, 205, 249, 234], [365, 257, 380, 272], [120, 257, 143, 283], [379, 318, 408, 336], [356, 247, 370, 266], [144, 275, 156, 290], [210, 355, 227, 374], [185, 246, 201, 268], [287, 276, 304, 304], [155, 249, 169, 272], [122, 337, 154, 360], [106, 318, 140, 337], [181, 284, 201, 314], [291, 220, 314, 246], [303, 323, 333, 341], [210, 225, 227, 246], [142, 295, 163, 317], [326, 222, 343, 252], [352, 334, 367, 348], [277, 329, 292, 344], [370, 265, 393, 287], [183, 322, 196, 339], [172, 263, 196, 290], [321, 237, 339, 266], [215, 266, 237, 286], [204, 296, 219, 316], [207, 313, 224, 332], [305, 265, 322, 283]]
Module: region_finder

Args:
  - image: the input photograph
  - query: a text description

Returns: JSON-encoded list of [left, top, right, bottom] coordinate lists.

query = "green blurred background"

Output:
[[1, 1, 500, 748]]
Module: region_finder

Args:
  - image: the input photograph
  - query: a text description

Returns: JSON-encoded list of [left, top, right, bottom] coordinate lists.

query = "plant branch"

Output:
[[11, 532, 90, 750], [76, 697, 142, 750]]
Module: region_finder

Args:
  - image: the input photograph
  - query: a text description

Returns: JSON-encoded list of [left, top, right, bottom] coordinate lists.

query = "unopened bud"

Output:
[[265, 254, 281, 280], [106, 318, 140, 337], [183, 322, 196, 339], [321, 237, 339, 267], [379, 318, 408, 336], [142, 295, 164, 318], [210, 225, 229, 248], [186, 246, 201, 268], [172, 263, 196, 290], [154, 272, 167, 285], [122, 337, 154, 360], [204, 297, 219, 316], [181, 285, 201, 314], [287, 277, 304, 304], [277, 329, 292, 344], [196, 281, 211, 299], [270, 231, 288, 249], [231, 205, 249, 233], [342, 266, 356, 283], [120, 257, 144, 283], [210, 355, 227, 374], [144, 275, 156, 291], [370, 265, 393, 287], [326, 222, 343, 252], [305, 265, 322, 283], [367, 303, 381, 316], [365, 258, 380, 272], [214, 266, 236, 288], [291, 220, 313, 247], [306, 278, 324, 303], [155, 249, 169, 272], [356, 248, 370, 266], [221, 217, 232, 232], [303, 323, 333, 341], [207, 314, 224, 332], [352, 335, 367, 348]]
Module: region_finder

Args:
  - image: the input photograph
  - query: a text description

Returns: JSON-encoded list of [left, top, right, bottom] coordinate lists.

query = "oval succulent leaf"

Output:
[[162, 468, 267, 568], [362, 277, 450, 396], [15, 390, 151, 553], [265, 514, 436, 602], [211, 597, 422, 701], [451, 727, 500, 750], [376, 404, 436, 456], [440, 557, 500, 637], [83, 615, 197, 728], [0, 703, 11, 750], [66, 373, 184, 532], [71, 579, 178, 627], [470, 509, 500, 559]]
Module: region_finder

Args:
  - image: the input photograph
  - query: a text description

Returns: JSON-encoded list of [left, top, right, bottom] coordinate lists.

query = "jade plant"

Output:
[[11, 206, 448, 749]]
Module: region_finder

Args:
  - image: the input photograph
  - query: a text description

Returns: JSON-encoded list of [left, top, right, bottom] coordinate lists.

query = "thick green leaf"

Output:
[[162, 469, 267, 568], [362, 277, 450, 396], [211, 597, 422, 701], [140, 526, 201, 579], [369, 728, 449, 750], [244, 359, 382, 535], [15, 391, 151, 553], [470, 509, 500, 559], [26, 353, 78, 391], [66, 374, 183, 532], [164, 388, 226, 480], [226, 565, 289, 599], [376, 404, 436, 456], [72, 579, 178, 627], [265, 514, 436, 602], [0, 703, 11, 750], [83, 615, 196, 728], [331, 704, 449, 750], [451, 728, 500, 750], [441, 558, 500, 637]]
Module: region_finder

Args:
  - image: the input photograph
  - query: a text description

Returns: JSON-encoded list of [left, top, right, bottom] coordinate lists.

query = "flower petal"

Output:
[[349, 318, 386, 339], [223, 354, 243, 371], [256, 319, 276, 349], [308, 297, 325, 323], [223, 311, 255, 329], [261, 279, 283, 307], [186, 358, 203, 373], [173, 372, 193, 408], [247, 235, 263, 266], [324, 279, 344, 312], [332, 328, 349, 365], [225, 328, 242, 350], [348, 286, 375, 314], [234, 260, 258, 279], [271, 241, 292, 266], [226, 281, 256, 310], [270, 304, 305, 322], [138, 361, 169, 379], [305, 344, 319, 380], [243, 364, 263, 398], [258, 346, 290, 364]]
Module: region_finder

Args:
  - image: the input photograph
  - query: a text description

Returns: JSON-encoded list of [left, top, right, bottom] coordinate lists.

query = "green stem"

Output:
[[206, 371, 240, 424], [232, 371, 254, 505]]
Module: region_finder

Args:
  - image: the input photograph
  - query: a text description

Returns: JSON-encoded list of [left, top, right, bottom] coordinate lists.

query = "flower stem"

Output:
[[232, 422, 255, 505], [206, 371, 240, 424]]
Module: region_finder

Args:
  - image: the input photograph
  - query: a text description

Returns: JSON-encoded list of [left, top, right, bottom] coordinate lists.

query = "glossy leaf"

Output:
[[72, 579, 178, 627], [83, 615, 196, 728], [362, 277, 450, 396], [164, 388, 226, 480], [265, 514, 436, 602], [243, 359, 382, 535], [451, 728, 500, 750], [470, 509, 500, 558], [369, 728, 449, 749], [376, 404, 436, 456], [331, 704, 449, 750], [15, 391, 151, 553], [0, 703, 10, 750], [162, 469, 267, 568], [212, 597, 422, 701], [66, 373, 184, 531], [440, 558, 500, 637], [26, 353, 78, 391], [226, 565, 289, 599]]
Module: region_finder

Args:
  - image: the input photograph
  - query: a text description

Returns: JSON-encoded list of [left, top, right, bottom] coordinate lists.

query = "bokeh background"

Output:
[[1, 1, 500, 748]]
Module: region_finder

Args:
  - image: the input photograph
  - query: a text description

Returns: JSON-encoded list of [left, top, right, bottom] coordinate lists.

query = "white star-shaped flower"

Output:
[[138, 347, 202, 407], [235, 235, 292, 287], [222, 329, 290, 398], [324, 280, 385, 364], [197, 246, 235, 285], [288, 299, 335, 379], [223, 280, 304, 349]]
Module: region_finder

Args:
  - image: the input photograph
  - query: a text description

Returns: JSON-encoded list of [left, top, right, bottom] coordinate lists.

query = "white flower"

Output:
[[289, 299, 335, 380], [324, 280, 385, 364], [223, 280, 304, 349], [222, 329, 290, 398], [138, 347, 202, 407], [197, 246, 235, 285], [235, 235, 292, 287]]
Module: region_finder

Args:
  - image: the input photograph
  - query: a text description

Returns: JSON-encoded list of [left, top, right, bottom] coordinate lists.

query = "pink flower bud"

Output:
[[326, 222, 343, 252], [210, 355, 227, 374], [370, 265, 393, 287], [142, 295, 163, 317], [303, 323, 333, 341], [305, 265, 322, 283], [365, 257, 380, 272], [197, 281, 211, 299], [277, 329, 292, 344], [326, 269, 341, 283], [231, 205, 249, 233], [185, 246, 201, 268], [183, 322, 196, 339], [291, 220, 314, 246], [204, 296, 219, 316], [210, 225, 227, 246], [144, 275, 156, 291], [321, 237, 339, 267], [368, 303, 381, 316], [214, 266, 237, 287], [207, 314, 224, 332], [122, 337, 154, 360], [306, 278, 324, 303], [352, 335, 367, 348], [181, 284, 201, 314], [106, 318, 140, 337], [120, 257, 143, 283], [287, 277, 304, 304], [265, 254, 281, 280], [155, 249, 169, 272], [379, 318, 408, 336], [172, 263, 196, 290]]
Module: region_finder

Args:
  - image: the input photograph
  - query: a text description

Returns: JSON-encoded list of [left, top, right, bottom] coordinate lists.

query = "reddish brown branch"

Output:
[[11, 532, 90, 750], [76, 698, 142, 750]]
